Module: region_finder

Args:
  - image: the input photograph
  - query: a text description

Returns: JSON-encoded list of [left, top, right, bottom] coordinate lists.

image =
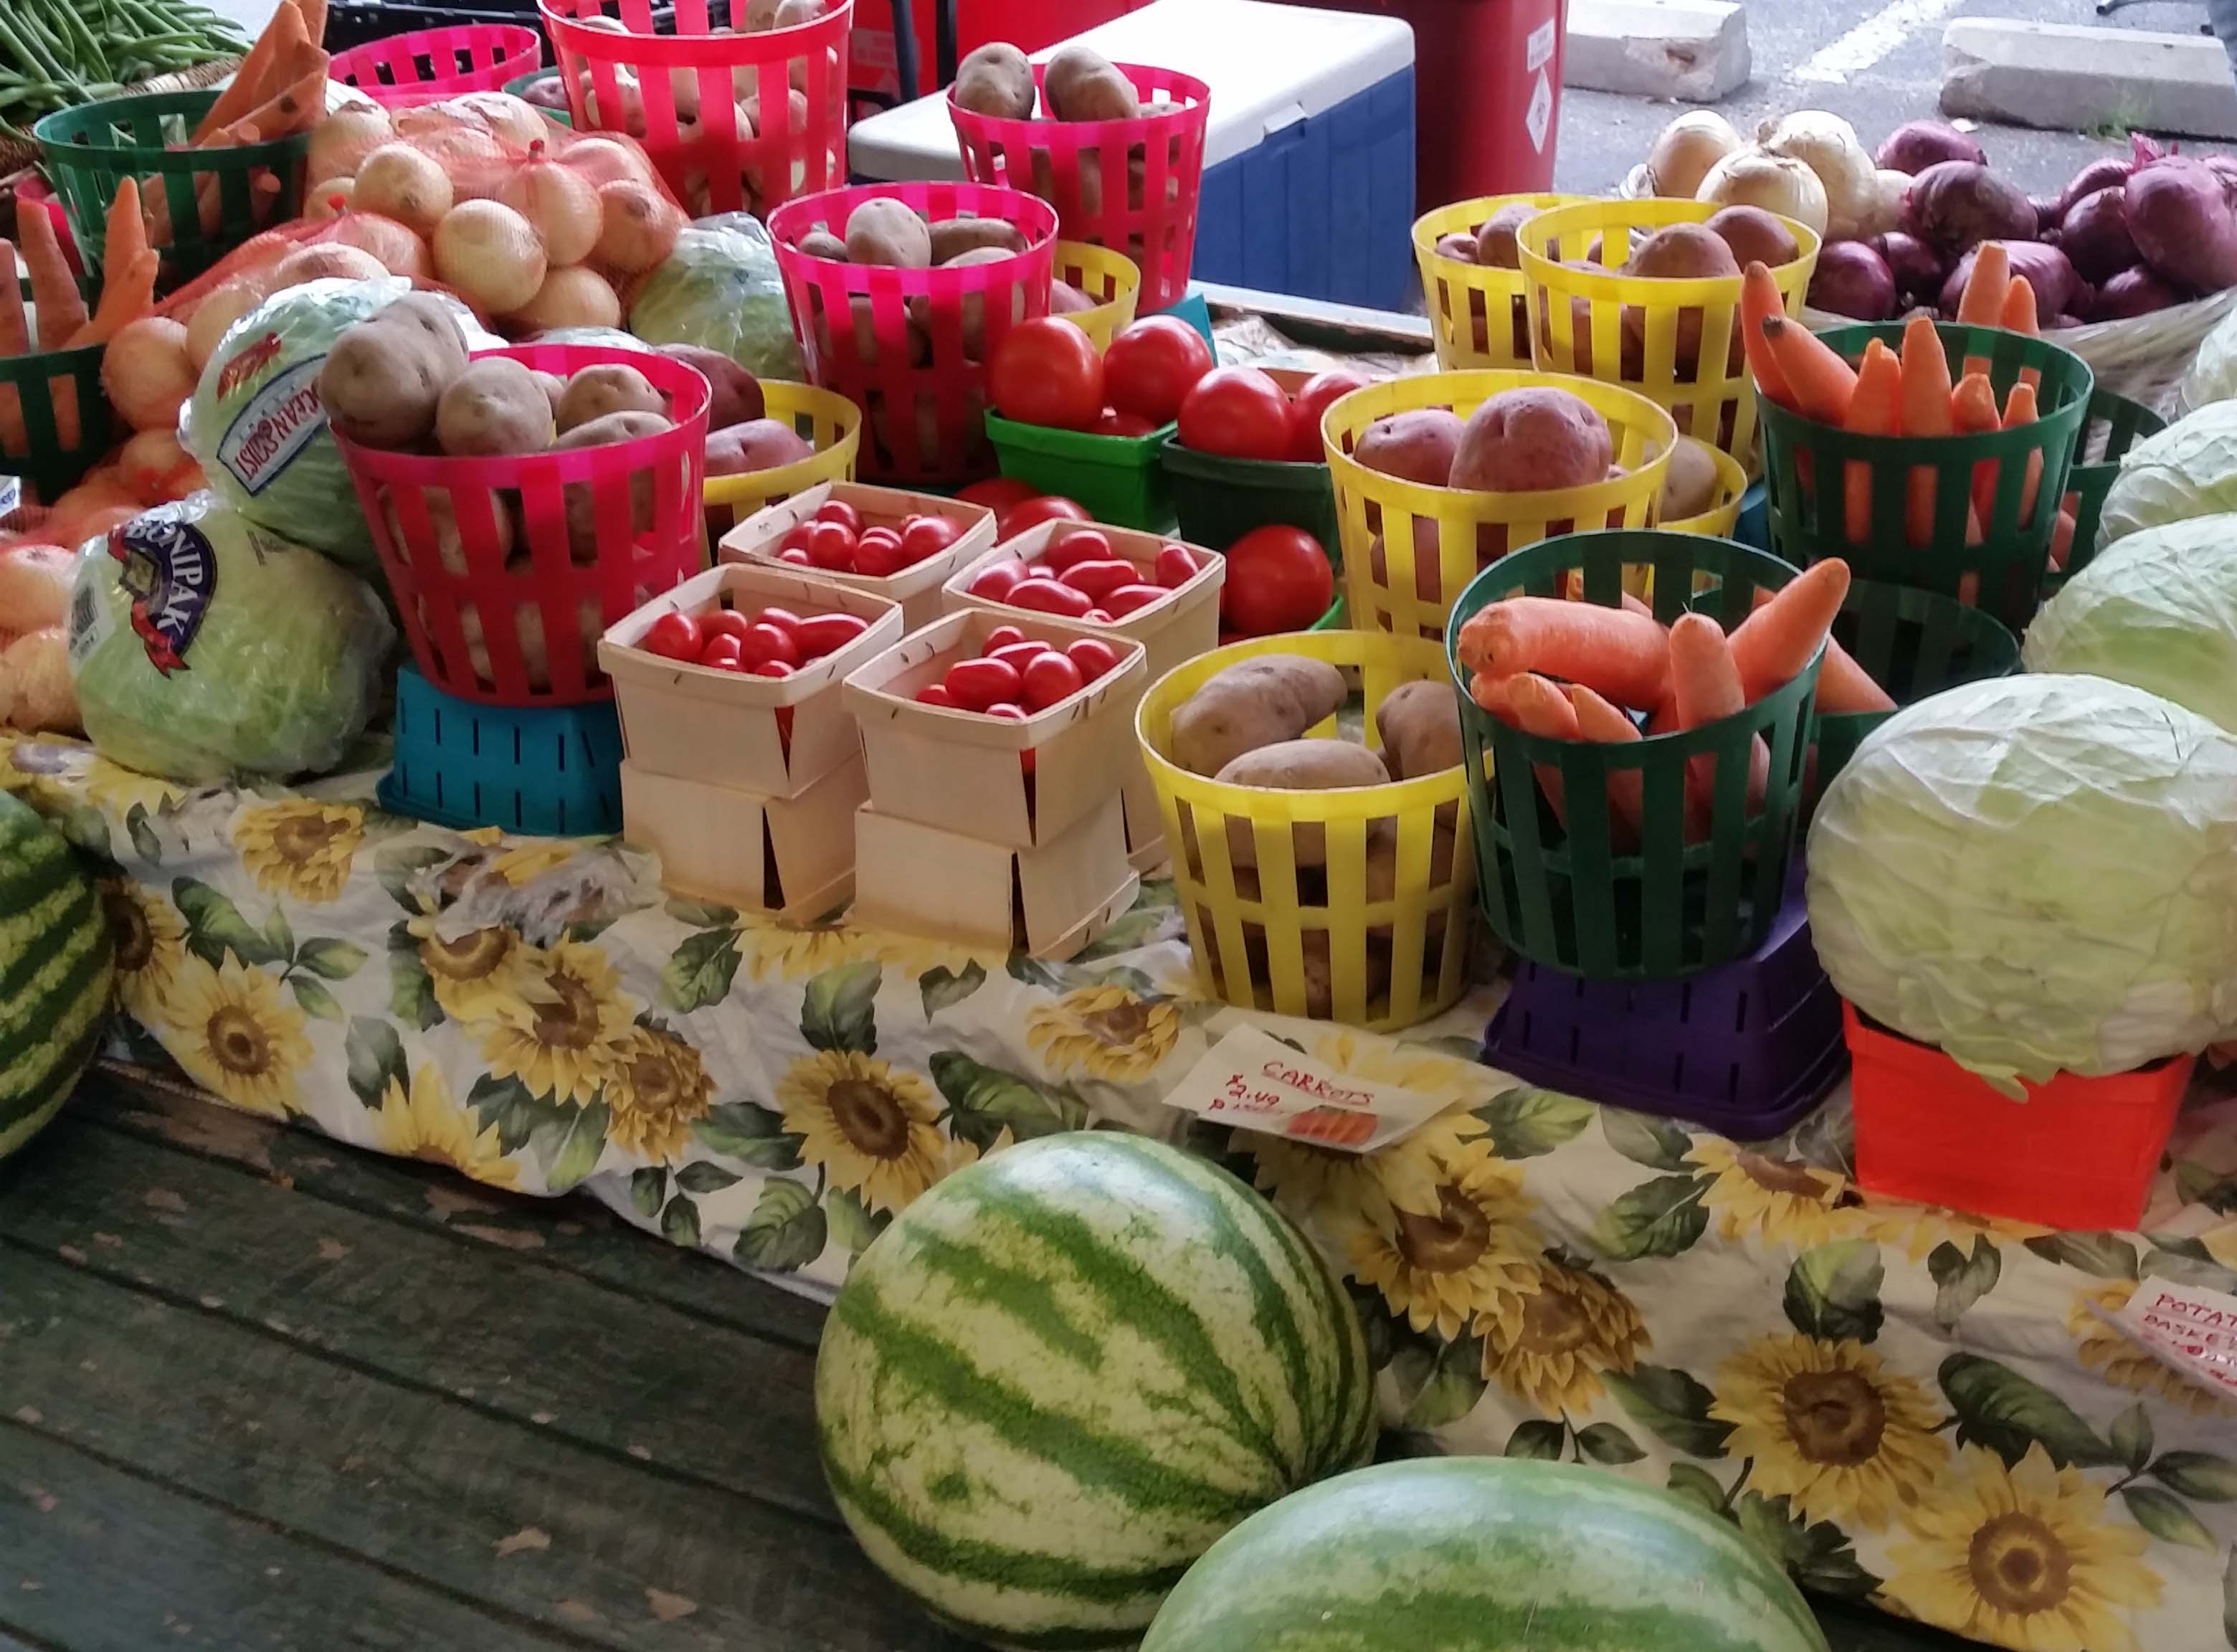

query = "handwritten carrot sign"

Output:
[[1163, 1025, 1451, 1155]]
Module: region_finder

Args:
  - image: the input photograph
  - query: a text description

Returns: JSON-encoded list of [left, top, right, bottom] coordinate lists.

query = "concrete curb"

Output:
[[1566, 0, 1750, 103], [1942, 19, 2237, 141]]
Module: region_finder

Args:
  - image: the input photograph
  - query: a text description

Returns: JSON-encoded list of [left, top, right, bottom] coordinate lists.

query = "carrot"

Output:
[[0, 247, 25, 454], [1483, 673, 1579, 824], [1957, 241, 2011, 378], [219, 54, 330, 147], [194, 0, 306, 142], [1559, 569, 1653, 615], [69, 252, 159, 349], [1743, 584, 1889, 713], [1897, 314, 1952, 546], [1842, 339, 1901, 543], [1741, 261, 1795, 410], [1668, 614, 1770, 837], [1761, 316, 1858, 425], [101, 179, 151, 289], [1731, 559, 1851, 702], [19, 209, 87, 352], [293, 0, 328, 47], [2001, 381, 2044, 528], [1954, 371, 2002, 523], [1454, 596, 1671, 713], [1567, 684, 1645, 846], [2049, 504, 2079, 571]]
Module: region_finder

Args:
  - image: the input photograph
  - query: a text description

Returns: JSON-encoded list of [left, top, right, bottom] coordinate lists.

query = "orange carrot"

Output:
[[0, 249, 27, 354], [194, 0, 306, 141], [68, 250, 158, 348], [1761, 317, 1858, 425], [1741, 261, 1795, 409], [1731, 559, 1851, 702], [2003, 275, 2043, 404], [102, 178, 150, 288], [1842, 340, 1901, 543], [1898, 314, 1952, 546], [1958, 242, 2011, 377], [2002, 380, 2043, 527], [1954, 371, 2002, 523], [1669, 614, 1770, 836], [1454, 597, 1671, 713], [1744, 584, 1890, 713], [219, 55, 330, 147], [293, 0, 329, 47], [19, 208, 86, 351], [2049, 505, 2078, 571], [1473, 673, 1579, 823], [1567, 683, 1645, 845]]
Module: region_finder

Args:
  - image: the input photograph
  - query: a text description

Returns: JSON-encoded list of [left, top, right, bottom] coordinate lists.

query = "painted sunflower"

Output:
[[1478, 1258, 1649, 1412], [85, 753, 189, 819], [479, 941, 635, 1107], [1248, 1103, 1489, 1231], [742, 911, 885, 981], [1341, 1141, 1539, 1342], [1863, 1200, 2049, 1263], [1711, 1332, 1948, 1531], [411, 918, 548, 1029], [778, 1050, 945, 1213], [99, 878, 186, 1023], [163, 956, 313, 1119], [1025, 984, 1181, 1083], [374, 1063, 518, 1189], [604, 1024, 716, 1164], [2070, 1283, 2232, 1417], [1689, 1137, 1859, 1248], [232, 798, 366, 904], [1881, 1443, 2162, 1652]]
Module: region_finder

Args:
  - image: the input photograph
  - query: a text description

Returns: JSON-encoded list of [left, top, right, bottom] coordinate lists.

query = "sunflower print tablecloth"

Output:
[[9, 727, 2237, 1652]]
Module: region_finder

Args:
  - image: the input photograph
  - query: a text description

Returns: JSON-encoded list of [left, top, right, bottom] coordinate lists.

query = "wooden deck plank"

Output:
[[0, 1107, 835, 1525], [0, 1250, 969, 1652], [1, 1425, 582, 1652]]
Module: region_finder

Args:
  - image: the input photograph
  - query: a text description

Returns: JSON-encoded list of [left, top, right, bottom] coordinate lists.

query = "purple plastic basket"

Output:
[[1481, 870, 1845, 1139]]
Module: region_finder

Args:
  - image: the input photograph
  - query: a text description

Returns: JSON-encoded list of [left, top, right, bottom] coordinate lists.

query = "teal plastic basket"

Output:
[[380, 664, 623, 835]]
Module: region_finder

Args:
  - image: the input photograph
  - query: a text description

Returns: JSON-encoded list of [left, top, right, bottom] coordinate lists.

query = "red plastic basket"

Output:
[[948, 62, 1208, 313], [1844, 1005, 2194, 1231], [769, 181, 1058, 485], [331, 25, 546, 108], [540, 0, 852, 219], [337, 344, 711, 708]]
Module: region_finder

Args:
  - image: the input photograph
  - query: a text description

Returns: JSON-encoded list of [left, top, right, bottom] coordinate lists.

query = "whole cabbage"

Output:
[[1806, 674, 2237, 1091], [2095, 399, 2237, 552], [2023, 515, 2237, 731], [628, 214, 804, 380], [67, 494, 395, 784], [2180, 299, 2237, 411]]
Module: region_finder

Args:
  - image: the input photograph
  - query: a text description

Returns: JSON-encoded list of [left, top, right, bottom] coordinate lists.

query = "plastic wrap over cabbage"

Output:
[[2023, 514, 2237, 733], [1806, 674, 2237, 1091], [2180, 300, 2237, 410], [2096, 399, 2237, 553], [627, 214, 804, 381]]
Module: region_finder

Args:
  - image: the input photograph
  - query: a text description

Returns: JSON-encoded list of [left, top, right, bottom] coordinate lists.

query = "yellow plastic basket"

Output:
[[1051, 240, 1143, 351], [1413, 192, 1580, 370], [1321, 370, 1678, 640], [1516, 198, 1819, 468], [1137, 630, 1476, 1030], [700, 379, 862, 543]]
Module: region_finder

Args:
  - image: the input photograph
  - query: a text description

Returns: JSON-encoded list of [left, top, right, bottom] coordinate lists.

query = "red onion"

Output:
[[2096, 265, 2183, 318], [2126, 157, 2237, 293], [1875, 120, 1986, 175], [1808, 240, 1898, 321], [2030, 195, 2062, 236], [1906, 162, 2038, 254], [2057, 186, 2138, 285], [1875, 229, 1948, 306], [2058, 156, 2132, 217]]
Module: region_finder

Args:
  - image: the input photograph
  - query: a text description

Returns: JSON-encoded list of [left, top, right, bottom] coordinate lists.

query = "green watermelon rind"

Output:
[[0, 795, 114, 1162]]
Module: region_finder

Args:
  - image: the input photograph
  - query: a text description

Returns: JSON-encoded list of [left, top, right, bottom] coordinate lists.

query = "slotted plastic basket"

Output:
[[1412, 193, 1578, 370], [331, 24, 544, 108], [2046, 386, 2165, 593], [699, 379, 861, 544], [0, 286, 115, 503]]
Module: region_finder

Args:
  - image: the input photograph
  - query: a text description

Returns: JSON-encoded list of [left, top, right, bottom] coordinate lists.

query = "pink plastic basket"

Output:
[[769, 181, 1058, 485], [331, 25, 545, 109], [948, 62, 1208, 312], [337, 344, 711, 708], [540, 0, 852, 219]]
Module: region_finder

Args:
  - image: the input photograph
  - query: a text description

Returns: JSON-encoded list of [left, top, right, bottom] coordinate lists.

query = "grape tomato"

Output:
[[1152, 545, 1199, 589], [1019, 650, 1084, 711], [1101, 583, 1169, 617], [1065, 638, 1120, 683], [944, 656, 1023, 711], [812, 500, 863, 534], [1005, 577, 1096, 618], [640, 612, 700, 661], [1056, 559, 1139, 600], [792, 612, 870, 660]]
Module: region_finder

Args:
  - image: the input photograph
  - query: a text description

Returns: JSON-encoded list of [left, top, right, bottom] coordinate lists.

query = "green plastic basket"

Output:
[[503, 69, 575, 128], [35, 90, 311, 291], [0, 280, 115, 505], [1811, 579, 2020, 796], [2045, 386, 2165, 594], [985, 412, 1174, 530], [1309, 592, 1347, 630], [1160, 437, 1344, 569], [1448, 529, 1818, 980], [1758, 321, 2091, 637]]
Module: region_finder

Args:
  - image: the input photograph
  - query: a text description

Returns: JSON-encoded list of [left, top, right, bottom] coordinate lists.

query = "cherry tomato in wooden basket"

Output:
[[971, 561, 1030, 602], [989, 640, 1053, 672], [1019, 649, 1084, 711], [804, 520, 856, 570], [944, 656, 1024, 711], [1040, 528, 1115, 574], [1152, 545, 1200, 589], [916, 683, 957, 708], [700, 611, 754, 650], [1065, 638, 1120, 683], [1006, 577, 1096, 619], [983, 624, 1028, 652], [899, 515, 962, 565], [700, 634, 744, 671], [1101, 583, 1170, 617], [740, 622, 800, 670], [793, 612, 870, 660], [641, 612, 700, 661], [814, 500, 863, 535], [1058, 559, 1140, 601]]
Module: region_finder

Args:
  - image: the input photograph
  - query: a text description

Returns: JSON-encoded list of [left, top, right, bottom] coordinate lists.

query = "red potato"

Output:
[[1450, 388, 1612, 494], [1354, 409, 1464, 487], [706, 419, 814, 477]]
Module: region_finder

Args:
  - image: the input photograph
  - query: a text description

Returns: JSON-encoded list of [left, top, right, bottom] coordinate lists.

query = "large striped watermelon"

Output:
[[0, 793, 113, 1160], [814, 1131, 1377, 1651], [1142, 1457, 1833, 1652]]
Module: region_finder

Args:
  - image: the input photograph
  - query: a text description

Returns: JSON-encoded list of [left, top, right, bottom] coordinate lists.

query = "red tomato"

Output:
[[1006, 577, 1096, 619], [1040, 528, 1114, 574], [1084, 608, 1112, 622], [989, 317, 1105, 431], [1020, 649, 1085, 711], [854, 531, 908, 577], [971, 561, 1029, 602], [1066, 638, 1120, 683], [1094, 407, 1162, 437], [813, 500, 863, 534], [699, 611, 754, 650], [989, 640, 1053, 672], [944, 655, 1023, 711], [752, 660, 794, 679], [779, 521, 818, 556], [984, 702, 1027, 718], [793, 612, 870, 660], [755, 607, 804, 635], [1220, 524, 1335, 635], [999, 495, 1090, 537], [898, 514, 962, 566], [698, 634, 744, 671], [1101, 582, 1170, 617], [804, 519, 856, 570], [776, 547, 814, 566], [958, 478, 1039, 518], [640, 612, 700, 661], [1151, 544, 1199, 589], [1058, 559, 1140, 600], [1286, 369, 1372, 461], [916, 683, 957, 708], [1177, 366, 1294, 461], [739, 621, 801, 670], [1103, 315, 1214, 424], [982, 624, 1028, 654]]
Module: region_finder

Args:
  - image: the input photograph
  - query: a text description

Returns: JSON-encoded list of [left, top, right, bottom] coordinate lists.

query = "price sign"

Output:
[[1163, 1025, 1450, 1154], [2091, 1281, 2237, 1402]]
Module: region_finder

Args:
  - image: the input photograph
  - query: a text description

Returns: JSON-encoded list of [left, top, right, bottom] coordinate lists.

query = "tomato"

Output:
[[1084, 609, 1112, 622], [944, 656, 1023, 712], [971, 561, 1029, 602], [854, 537, 908, 577], [776, 546, 814, 567], [916, 683, 957, 708], [1019, 650, 1084, 711], [1065, 638, 1120, 683], [1101, 582, 1170, 617], [739, 621, 801, 670], [752, 660, 794, 679], [1039, 528, 1114, 574], [640, 612, 700, 661], [989, 640, 1053, 672], [1103, 315, 1214, 424], [958, 478, 1039, 518], [1286, 369, 1372, 461], [989, 317, 1105, 431], [793, 612, 870, 660], [1093, 407, 1162, 437], [755, 607, 803, 635], [1177, 366, 1294, 460], [984, 702, 1027, 718], [804, 519, 856, 571], [779, 521, 818, 556], [1220, 524, 1334, 635], [1005, 576, 1096, 619], [1151, 544, 1199, 589], [1057, 559, 1139, 600], [698, 634, 744, 671], [699, 611, 754, 650], [999, 495, 1090, 537], [898, 514, 962, 566], [813, 500, 863, 534], [982, 624, 1028, 654]]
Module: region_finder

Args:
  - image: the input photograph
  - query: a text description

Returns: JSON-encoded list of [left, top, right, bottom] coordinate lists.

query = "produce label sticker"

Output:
[[1526, 19, 1557, 72], [1162, 1025, 1449, 1154], [213, 344, 327, 498], [2090, 1281, 2237, 1402], [104, 512, 216, 677]]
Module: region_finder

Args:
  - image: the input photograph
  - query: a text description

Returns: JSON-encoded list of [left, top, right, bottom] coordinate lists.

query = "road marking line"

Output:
[[1793, 0, 1968, 83]]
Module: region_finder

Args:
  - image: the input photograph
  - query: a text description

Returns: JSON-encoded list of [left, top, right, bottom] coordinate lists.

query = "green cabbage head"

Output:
[[1806, 674, 2237, 1092], [2096, 399, 2237, 554], [2022, 513, 2237, 733]]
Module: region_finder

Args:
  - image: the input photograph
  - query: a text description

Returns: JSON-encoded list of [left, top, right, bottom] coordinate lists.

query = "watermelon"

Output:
[[1142, 1457, 1833, 1652], [814, 1131, 1377, 1651], [0, 793, 113, 1161]]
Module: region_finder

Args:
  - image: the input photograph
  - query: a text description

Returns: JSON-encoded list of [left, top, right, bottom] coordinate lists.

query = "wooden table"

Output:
[[0, 1073, 1972, 1652]]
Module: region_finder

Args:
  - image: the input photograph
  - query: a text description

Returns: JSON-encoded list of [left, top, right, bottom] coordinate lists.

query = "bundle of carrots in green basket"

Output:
[[1457, 556, 1893, 846], [1738, 246, 2067, 556]]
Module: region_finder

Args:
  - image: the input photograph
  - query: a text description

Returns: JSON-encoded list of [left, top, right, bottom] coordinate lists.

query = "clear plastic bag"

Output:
[[627, 213, 805, 380]]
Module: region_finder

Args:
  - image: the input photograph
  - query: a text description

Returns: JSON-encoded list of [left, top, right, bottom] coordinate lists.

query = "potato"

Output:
[[436, 359, 556, 457], [1374, 680, 1465, 779], [652, 343, 764, 428], [318, 320, 459, 449], [706, 417, 813, 477], [1622, 224, 1740, 372], [1364, 816, 1460, 906], [457, 594, 606, 693], [1050, 280, 1096, 313], [1196, 916, 1389, 1020], [909, 245, 1022, 359], [1706, 205, 1800, 271], [556, 363, 665, 434], [1473, 201, 1537, 270], [376, 293, 471, 378], [929, 215, 1027, 263], [381, 483, 514, 578], [1169, 655, 1347, 777], [845, 197, 932, 269], [532, 370, 568, 418], [1659, 436, 1721, 522], [556, 410, 675, 562], [1043, 44, 1137, 121], [1367, 521, 1450, 607], [1355, 409, 1464, 488], [799, 226, 851, 261], [554, 409, 672, 452], [1216, 739, 1391, 868], [1451, 387, 1612, 494], [953, 42, 1035, 120], [1434, 232, 1478, 265]]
